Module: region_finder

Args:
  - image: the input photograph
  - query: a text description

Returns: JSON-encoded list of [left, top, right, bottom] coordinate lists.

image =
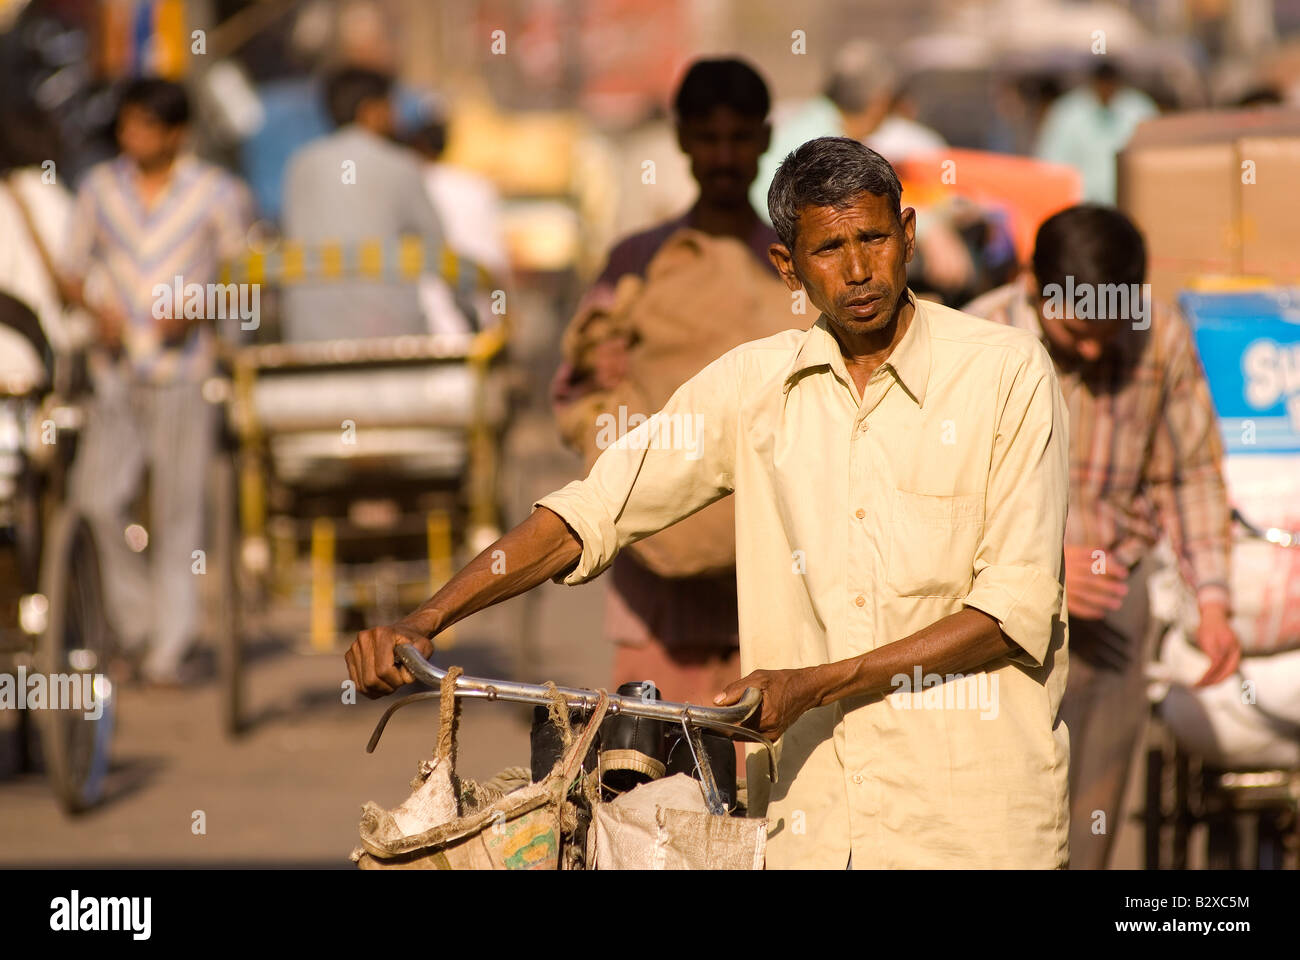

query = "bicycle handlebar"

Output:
[[394, 642, 764, 730], [364, 646, 780, 782], [365, 644, 779, 789]]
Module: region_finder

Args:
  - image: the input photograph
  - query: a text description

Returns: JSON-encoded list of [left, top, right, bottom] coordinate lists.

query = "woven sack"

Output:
[[352, 668, 608, 870], [590, 773, 767, 869]]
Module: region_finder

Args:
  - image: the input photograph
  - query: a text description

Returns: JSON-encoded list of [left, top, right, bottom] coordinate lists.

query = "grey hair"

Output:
[[767, 137, 903, 251]]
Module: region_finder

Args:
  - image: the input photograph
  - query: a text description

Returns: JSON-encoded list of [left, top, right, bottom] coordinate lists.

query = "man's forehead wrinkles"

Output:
[[808, 204, 863, 223], [801, 202, 890, 234]]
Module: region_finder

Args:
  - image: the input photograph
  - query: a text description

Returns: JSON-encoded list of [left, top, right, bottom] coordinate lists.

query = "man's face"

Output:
[[1092, 76, 1119, 107], [356, 95, 395, 136], [676, 106, 770, 208], [769, 191, 916, 337], [116, 105, 183, 168], [1033, 287, 1126, 365]]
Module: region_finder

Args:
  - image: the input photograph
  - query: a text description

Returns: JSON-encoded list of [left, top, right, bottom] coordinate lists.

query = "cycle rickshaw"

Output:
[[0, 291, 116, 814], [208, 237, 510, 736]]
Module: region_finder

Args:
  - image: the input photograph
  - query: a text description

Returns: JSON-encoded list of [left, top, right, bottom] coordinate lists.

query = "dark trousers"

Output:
[[1060, 556, 1154, 869]]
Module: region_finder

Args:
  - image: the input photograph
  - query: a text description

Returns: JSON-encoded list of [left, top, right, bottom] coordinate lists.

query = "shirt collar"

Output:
[[113, 151, 198, 180], [338, 123, 387, 146], [112, 152, 199, 210], [782, 288, 931, 407]]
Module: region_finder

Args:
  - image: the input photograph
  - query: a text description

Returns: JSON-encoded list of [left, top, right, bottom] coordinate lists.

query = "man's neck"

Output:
[[828, 295, 915, 395], [130, 154, 179, 204], [132, 154, 177, 178], [350, 120, 389, 140], [687, 200, 760, 243]]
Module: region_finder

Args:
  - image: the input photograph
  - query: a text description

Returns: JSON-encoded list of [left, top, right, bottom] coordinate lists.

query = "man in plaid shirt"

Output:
[[965, 204, 1241, 868]]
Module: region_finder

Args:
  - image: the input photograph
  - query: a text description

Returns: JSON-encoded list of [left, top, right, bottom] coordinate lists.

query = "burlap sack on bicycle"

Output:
[[589, 773, 767, 869], [351, 670, 608, 870], [556, 229, 799, 579]]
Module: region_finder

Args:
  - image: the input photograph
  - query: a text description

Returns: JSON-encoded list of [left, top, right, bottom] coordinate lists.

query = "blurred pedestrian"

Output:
[[964, 205, 1241, 867], [280, 67, 445, 342], [59, 78, 253, 685], [0, 108, 81, 388], [551, 58, 790, 713], [1033, 63, 1157, 204], [238, 0, 430, 221], [750, 40, 946, 219], [407, 116, 509, 336]]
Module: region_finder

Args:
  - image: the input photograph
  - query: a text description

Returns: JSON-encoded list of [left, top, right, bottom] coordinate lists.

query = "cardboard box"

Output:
[[1119, 108, 1300, 305]]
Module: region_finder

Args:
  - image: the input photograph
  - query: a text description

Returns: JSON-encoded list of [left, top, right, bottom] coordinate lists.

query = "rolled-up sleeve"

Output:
[[963, 342, 1068, 666], [534, 348, 741, 585]]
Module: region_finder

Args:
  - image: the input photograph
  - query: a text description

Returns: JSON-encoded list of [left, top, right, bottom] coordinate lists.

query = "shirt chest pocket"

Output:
[[886, 489, 984, 598]]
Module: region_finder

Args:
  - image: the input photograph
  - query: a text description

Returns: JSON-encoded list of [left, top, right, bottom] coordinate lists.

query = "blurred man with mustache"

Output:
[[549, 58, 789, 715]]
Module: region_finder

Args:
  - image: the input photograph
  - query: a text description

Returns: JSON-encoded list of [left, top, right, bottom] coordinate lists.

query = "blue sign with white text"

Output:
[[1180, 289, 1300, 455]]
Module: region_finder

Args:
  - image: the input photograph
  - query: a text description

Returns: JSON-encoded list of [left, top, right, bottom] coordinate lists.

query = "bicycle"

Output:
[[355, 644, 776, 869], [0, 291, 116, 814]]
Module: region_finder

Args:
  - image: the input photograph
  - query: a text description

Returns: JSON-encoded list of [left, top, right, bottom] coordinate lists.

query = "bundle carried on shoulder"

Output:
[[558, 228, 799, 578]]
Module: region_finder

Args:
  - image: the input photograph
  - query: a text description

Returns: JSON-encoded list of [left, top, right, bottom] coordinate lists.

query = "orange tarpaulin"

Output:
[[895, 149, 1083, 265]]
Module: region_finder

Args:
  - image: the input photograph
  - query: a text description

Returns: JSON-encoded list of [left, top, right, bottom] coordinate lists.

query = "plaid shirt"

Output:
[[965, 277, 1232, 607]]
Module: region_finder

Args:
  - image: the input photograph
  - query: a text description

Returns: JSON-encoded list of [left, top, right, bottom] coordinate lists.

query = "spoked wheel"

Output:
[[210, 451, 243, 737], [37, 509, 115, 814], [12, 461, 44, 593]]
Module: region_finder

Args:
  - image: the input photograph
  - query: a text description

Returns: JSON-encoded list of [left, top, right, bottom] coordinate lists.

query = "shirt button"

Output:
[[854, 595, 865, 607], [852, 773, 863, 784], [855, 508, 865, 519]]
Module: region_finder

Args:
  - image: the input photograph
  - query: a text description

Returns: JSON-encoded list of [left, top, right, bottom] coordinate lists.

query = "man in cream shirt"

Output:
[[347, 137, 1071, 869]]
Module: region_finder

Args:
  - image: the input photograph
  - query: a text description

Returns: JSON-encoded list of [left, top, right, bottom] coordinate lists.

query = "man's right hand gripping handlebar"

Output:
[[345, 618, 437, 699], [345, 506, 583, 699]]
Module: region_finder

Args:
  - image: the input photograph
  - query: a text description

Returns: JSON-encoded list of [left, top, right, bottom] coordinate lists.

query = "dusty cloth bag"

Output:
[[351, 668, 608, 870], [590, 773, 767, 869], [557, 228, 800, 579]]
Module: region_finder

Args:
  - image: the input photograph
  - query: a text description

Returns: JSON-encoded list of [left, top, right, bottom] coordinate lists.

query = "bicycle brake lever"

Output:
[[364, 690, 441, 753]]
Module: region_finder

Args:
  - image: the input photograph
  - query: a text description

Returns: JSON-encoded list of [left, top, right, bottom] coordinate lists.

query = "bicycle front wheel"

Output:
[[36, 509, 116, 814]]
